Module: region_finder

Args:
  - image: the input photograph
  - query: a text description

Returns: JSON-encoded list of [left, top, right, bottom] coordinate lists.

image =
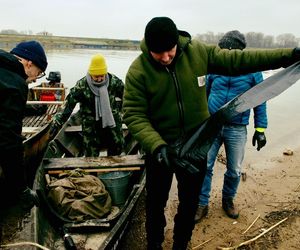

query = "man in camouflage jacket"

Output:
[[50, 54, 124, 156]]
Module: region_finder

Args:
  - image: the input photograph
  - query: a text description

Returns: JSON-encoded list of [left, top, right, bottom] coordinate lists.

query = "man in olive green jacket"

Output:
[[123, 16, 299, 250]]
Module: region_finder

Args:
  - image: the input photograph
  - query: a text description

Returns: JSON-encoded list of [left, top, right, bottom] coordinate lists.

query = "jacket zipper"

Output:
[[167, 68, 185, 134]]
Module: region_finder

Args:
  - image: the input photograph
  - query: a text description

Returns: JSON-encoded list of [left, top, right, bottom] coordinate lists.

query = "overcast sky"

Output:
[[1, 0, 299, 40]]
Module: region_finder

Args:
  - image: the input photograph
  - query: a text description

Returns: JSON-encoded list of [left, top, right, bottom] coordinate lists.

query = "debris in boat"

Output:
[[48, 169, 112, 221], [45, 173, 51, 185]]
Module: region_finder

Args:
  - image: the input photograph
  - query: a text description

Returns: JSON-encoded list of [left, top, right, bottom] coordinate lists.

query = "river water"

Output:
[[35, 49, 140, 89], [35, 49, 300, 165]]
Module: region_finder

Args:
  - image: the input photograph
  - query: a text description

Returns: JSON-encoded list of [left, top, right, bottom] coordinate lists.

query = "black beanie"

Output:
[[145, 17, 179, 53], [218, 30, 246, 50], [10, 40, 48, 71]]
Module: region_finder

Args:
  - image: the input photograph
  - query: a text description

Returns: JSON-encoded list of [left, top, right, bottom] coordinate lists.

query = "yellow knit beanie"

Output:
[[88, 54, 107, 75]]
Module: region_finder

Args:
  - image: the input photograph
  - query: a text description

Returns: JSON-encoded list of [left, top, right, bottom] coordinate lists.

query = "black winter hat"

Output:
[[145, 17, 179, 53], [218, 30, 246, 50], [11, 40, 48, 71]]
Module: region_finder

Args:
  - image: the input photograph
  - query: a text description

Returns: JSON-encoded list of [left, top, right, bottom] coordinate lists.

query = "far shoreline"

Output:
[[0, 34, 140, 51]]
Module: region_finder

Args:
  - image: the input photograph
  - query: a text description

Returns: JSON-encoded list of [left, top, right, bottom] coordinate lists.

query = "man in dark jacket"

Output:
[[123, 16, 300, 250], [0, 40, 48, 210]]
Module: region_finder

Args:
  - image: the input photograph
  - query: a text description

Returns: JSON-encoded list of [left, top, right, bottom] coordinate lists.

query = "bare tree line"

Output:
[[194, 31, 300, 48], [0, 29, 53, 36], [2, 29, 299, 48]]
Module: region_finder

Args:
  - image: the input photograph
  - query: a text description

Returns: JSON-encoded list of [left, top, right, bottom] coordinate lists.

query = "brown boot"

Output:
[[194, 205, 208, 223], [222, 198, 239, 219]]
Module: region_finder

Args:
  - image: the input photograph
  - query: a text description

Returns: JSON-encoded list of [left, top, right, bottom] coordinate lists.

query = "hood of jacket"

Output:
[[0, 49, 27, 81]]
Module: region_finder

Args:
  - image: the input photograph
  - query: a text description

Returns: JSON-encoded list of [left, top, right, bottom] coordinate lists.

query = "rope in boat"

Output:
[[0, 241, 50, 250]]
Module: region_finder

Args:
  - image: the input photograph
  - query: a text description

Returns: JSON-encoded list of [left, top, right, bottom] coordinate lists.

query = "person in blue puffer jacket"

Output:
[[195, 30, 267, 222]]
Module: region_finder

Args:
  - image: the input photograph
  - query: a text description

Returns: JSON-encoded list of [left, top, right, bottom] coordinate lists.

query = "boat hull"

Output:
[[30, 112, 145, 249]]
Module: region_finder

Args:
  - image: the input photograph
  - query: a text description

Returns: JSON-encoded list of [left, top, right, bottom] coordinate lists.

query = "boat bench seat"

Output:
[[43, 154, 144, 174], [65, 126, 82, 132], [26, 101, 64, 105], [22, 127, 43, 134], [64, 124, 127, 133]]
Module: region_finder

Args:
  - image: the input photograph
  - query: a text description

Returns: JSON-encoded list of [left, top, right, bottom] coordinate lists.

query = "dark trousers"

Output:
[[0, 147, 27, 206], [82, 119, 124, 157], [145, 155, 207, 248]]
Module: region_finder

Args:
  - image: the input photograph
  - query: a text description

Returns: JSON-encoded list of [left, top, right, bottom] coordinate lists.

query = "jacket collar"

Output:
[[0, 49, 27, 80]]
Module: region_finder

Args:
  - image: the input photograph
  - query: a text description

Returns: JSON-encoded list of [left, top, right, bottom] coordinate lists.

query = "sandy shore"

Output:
[[171, 146, 300, 249], [122, 143, 300, 250]]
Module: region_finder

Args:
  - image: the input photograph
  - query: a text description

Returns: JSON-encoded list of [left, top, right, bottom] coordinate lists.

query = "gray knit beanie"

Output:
[[218, 30, 246, 50]]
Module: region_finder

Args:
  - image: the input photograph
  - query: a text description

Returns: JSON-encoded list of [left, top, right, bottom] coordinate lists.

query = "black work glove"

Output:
[[171, 158, 200, 174], [49, 121, 61, 140], [252, 130, 267, 151], [154, 145, 176, 169]]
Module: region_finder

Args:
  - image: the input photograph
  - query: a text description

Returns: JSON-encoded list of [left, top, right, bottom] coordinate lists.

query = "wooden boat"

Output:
[[22, 72, 66, 180], [28, 112, 145, 250]]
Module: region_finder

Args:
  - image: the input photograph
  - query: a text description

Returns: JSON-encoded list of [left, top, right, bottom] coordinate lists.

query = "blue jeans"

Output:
[[198, 124, 247, 206]]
